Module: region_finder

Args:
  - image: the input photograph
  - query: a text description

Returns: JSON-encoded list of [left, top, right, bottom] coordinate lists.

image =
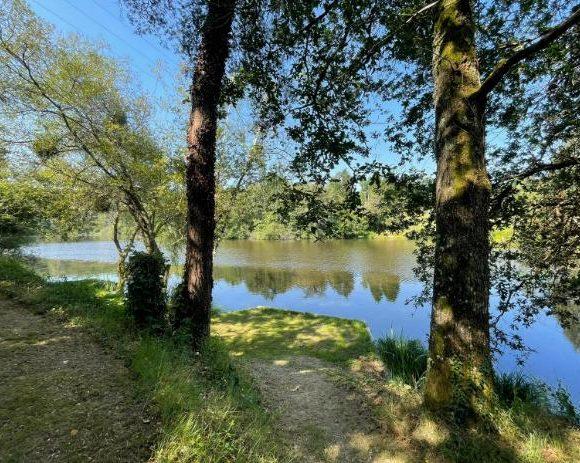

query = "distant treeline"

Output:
[[216, 171, 433, 241]]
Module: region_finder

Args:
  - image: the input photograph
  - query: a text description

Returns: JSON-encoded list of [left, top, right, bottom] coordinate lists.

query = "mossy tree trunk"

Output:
[[112, 209, 138, 291], [424, 0, 493, 416], [178, 0, 236, 349]]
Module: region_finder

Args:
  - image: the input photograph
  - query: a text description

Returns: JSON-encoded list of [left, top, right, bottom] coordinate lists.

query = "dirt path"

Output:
[[248, 356, 384, 463], [0, 298, 155, 462]]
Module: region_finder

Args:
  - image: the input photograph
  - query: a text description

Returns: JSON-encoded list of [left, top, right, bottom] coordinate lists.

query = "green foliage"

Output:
[[0, 0, 183, 254], [125, 251, 167, 331], [495, 372, 551, 409], [0, 166, 93, 249], [31, 132, 61, 159], [375, 333, 428, 387], [0, 255, 42, 289], [216, 170, 432, 241], [495, 372, 578, 424], [0, 185, 39, 250], [251, 212, 294, 240], [491, 162, 580, 352]]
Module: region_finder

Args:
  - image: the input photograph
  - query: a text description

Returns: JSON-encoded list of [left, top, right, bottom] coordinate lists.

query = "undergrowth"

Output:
[[375, 331, 428, 387], [369, 333, 579, 462], [375, 331, 578, 424]]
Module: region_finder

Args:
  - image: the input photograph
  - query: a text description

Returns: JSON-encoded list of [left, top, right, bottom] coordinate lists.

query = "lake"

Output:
[[23, 239, 579, 403]]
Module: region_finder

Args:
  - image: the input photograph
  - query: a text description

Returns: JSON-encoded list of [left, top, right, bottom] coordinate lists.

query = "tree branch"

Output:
[[405, 1, 439, 24], [300, 0, 340, 33], [475, 7, 580, 99], [490, 157, 579, 215]]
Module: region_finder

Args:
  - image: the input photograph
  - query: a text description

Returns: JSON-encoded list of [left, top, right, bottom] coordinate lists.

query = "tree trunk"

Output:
[[142, 231, 161, 256], [178, 0, 236, 348], [424, 0, 493, 417]]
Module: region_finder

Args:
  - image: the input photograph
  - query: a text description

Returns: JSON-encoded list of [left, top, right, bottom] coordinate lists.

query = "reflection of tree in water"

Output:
[[214, 265, 401, 302], [214, 266, 354, 299], [361, 273, 400, 302], [33, 258, 117, 278], [327, 272, 354, 298], [556, 305, 580, 351]]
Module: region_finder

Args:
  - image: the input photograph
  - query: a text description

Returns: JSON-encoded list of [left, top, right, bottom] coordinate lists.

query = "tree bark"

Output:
[[178, 0, 236, 348], [424, 0, 493, 417]]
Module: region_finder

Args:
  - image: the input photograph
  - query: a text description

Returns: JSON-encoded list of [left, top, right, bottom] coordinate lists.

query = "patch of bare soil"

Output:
[[247, 356, 385, 463], [0, 298, 155, 462]]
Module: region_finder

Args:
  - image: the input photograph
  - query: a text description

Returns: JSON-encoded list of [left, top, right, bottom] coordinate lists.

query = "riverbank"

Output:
[[1, 255, 579, 462]]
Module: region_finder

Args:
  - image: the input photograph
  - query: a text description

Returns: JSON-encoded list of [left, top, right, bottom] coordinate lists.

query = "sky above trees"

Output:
[[28, 0, 436, 173], [29, 0, 180, 101]]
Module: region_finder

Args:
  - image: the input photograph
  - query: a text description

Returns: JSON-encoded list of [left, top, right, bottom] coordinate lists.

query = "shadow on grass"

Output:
[[0, 256, 292, 463], [345, 357, 580, 462], [214, 308, 580, 461]]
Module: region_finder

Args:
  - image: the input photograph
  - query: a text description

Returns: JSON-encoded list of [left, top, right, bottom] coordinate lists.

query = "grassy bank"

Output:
[[1, 255, 579, 462], [213, 303, 580, 461], [214, 307, 374, 364], [214, 304, 580, 461], [0, 255, 289, 463]]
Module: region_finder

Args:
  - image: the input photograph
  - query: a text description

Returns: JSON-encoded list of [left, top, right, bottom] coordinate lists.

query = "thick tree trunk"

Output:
[[424, 0, 493, 417], [178, 0, 236, 348]]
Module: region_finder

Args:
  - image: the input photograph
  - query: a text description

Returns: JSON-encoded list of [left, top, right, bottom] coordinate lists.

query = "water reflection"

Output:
[[23, 240, 580, 402], [33, 258, 402, 303], [216, 266, 358, 299], [35, 258, 117, 277], [362, 273, 400, 302], [558, 309, 580, 351]]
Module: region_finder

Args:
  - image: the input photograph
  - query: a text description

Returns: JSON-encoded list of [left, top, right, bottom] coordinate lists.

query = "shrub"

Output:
[[125, 251, 167, 331], [375, 332, 428, 386], [494, 372, 550, 409], [495, 372, 578, 423]]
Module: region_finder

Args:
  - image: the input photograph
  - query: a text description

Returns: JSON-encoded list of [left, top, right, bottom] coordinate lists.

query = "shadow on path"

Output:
[[0, 298, 155, 462]]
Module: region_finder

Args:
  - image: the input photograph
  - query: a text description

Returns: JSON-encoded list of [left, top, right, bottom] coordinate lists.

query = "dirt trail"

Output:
[[248, 356, 385, 463], [0, 298, 155, 462]]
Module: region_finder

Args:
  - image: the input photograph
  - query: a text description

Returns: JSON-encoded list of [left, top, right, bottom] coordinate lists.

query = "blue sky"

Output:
[[29, 0, 182, 101], [27, 0, 436, 174]]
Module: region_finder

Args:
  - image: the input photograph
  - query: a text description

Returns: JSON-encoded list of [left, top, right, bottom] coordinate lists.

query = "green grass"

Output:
[[0, 256, 290, 463], [496, 372, 578, 424], [369, 332, 579, 461], [375, 332, 428, 387], [0, 255, 43, 287], [495, 372, 551, 409], [214, 307, 375, 364], [3, 255, 579, 462]]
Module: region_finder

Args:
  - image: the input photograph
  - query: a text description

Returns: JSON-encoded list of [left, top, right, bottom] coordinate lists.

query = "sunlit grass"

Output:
[[214, 307, 374, 364], [0, 256, 290, 463]]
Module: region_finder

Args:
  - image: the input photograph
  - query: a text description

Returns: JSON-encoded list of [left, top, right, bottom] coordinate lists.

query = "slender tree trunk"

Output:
[[112, 211, 138, 291], [424, 0, 493, 417], [178, 0, 236, 348], [142, 231, 161, 256]]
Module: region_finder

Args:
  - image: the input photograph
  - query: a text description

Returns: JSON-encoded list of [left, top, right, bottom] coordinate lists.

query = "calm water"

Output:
[[23, 239, 579, 402]]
